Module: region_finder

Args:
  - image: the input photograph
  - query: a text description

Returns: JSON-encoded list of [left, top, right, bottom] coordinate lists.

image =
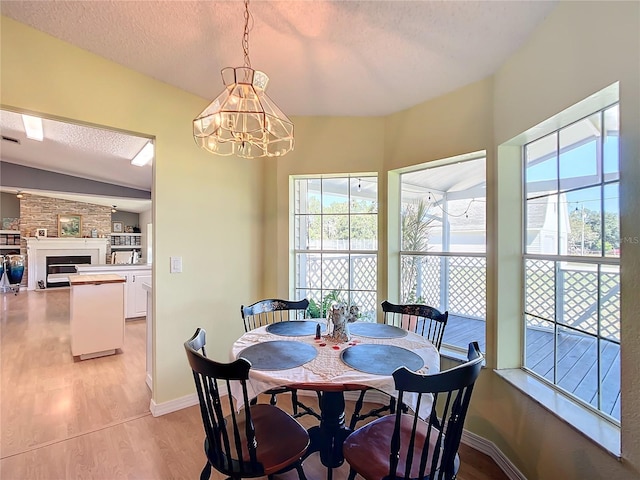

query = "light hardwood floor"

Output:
[[0, 289, 507, 480]]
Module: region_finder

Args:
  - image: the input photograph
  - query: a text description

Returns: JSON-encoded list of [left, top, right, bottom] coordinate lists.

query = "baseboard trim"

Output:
[[461, 429, 526, 480], [150, 393, 198, 417]]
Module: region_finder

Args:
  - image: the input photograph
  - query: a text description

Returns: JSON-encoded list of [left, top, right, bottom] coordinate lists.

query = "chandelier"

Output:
[[193, 0, 294, 159]]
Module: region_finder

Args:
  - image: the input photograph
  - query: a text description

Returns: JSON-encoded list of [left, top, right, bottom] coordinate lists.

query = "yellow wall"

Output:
[[3, 1, 639, 478], [490, 2, 640, 478], [0, 16, 263, 402]]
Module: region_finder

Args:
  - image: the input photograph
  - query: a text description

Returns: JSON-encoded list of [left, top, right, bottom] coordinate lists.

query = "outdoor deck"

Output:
[[442, 315, 620, 421]]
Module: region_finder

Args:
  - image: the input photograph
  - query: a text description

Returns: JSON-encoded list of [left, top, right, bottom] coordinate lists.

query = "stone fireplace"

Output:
[[26, 238, 108, 291]]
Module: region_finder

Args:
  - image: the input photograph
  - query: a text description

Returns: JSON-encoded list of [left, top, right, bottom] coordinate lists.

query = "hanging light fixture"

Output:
[[193, 0, 293, 159]]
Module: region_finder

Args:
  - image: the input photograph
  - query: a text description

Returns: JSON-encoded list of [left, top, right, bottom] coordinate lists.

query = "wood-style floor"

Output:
[[0, 289, 507, 480]]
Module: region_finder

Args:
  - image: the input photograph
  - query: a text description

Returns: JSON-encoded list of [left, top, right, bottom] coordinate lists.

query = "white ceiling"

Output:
[[0, 110, 153, 213], [0, 1, 556, 211], [1, 1, 557, 117]]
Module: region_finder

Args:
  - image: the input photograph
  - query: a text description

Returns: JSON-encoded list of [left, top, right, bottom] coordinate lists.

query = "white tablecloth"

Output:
[[230, 323, 440, 416]]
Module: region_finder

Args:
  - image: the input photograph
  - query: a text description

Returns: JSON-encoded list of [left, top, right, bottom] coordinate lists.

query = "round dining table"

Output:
[[230, 321, 440, 479]]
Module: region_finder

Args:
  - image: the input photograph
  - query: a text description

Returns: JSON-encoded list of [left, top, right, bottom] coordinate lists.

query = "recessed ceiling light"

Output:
[[131, 142, 154, 167], [21, 114, 44, 141]]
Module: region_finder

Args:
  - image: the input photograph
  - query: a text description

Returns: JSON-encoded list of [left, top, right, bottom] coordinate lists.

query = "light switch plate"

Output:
[[170, 256, 182, 273]]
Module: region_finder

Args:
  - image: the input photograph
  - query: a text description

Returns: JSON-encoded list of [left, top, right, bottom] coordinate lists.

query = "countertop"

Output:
[[68, 273, 126, 285], [76, 263, 151, 272]]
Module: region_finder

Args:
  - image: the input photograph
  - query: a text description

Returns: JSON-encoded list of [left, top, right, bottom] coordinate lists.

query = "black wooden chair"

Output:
[[241, 298, 321, 420], [343, 342, 483, 480], [185, 328, 310, 480], [349, 301, 449, 429]]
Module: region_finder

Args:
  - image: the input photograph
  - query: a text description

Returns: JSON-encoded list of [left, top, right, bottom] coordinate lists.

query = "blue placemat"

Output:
[[238, 340, 318, 371], [349, 322, 408, 339], [341, 344, 423, 375], [266, 321, 325, 337]]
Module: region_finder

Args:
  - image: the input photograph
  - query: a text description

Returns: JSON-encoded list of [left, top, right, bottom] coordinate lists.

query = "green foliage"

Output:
[[308, 290, 342, 318], [401, 199, 435, 301], [306, 198, 377, 243], [568, 208, 619, 254]]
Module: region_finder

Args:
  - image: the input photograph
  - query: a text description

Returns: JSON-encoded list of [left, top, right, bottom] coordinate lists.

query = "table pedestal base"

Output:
[[305, 391, 352, 480]]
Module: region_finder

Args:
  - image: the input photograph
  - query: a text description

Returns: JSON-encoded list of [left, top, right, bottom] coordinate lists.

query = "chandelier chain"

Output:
[[242, 0, 252, 68]]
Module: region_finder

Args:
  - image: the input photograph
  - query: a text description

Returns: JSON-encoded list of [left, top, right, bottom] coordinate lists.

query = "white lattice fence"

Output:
[[401, 255, 486, 319], [524, 260, 620, 341], [298, 254, 377, 321]]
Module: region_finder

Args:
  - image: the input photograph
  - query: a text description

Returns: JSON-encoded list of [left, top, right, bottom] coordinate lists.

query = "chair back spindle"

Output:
[[382, 300, 449, 350], [185, 329, 265, 477], [241, 299, 309, 332], [343, 342, 482, 480]]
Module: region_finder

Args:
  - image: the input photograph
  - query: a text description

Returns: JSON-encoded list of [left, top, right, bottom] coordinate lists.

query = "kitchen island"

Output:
[[75, 263, 151, 319], [68, 273, 126, 359]]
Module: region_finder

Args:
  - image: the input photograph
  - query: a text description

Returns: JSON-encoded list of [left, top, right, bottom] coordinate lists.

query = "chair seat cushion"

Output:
[[343, 414, 452, 480], [224, 404, 309, 475]]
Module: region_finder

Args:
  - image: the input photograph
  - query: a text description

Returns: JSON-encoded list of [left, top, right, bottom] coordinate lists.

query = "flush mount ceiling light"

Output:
[[16, 191, 24, 199], [111, 205, 117, 213], [131, 142, 154, 166], [193, 0, 293, 159], [21, 114, 43, 141]]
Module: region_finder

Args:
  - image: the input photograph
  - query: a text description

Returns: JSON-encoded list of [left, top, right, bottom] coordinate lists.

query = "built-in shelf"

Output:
[[110, 233, 141, 248], [0, 230, 21, 250]]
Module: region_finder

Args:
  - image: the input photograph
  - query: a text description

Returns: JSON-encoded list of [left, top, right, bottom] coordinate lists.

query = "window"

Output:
[[523, 104, 620, 422], [399, 155, 486, 353], [293, 176, 378, 321]]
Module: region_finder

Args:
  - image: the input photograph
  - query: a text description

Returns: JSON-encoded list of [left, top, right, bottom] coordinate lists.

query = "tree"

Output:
[[401, 199, 435, 302]]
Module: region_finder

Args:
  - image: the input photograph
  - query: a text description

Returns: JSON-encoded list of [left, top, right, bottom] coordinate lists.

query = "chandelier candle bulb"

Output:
[[193, 0, 293, 159]]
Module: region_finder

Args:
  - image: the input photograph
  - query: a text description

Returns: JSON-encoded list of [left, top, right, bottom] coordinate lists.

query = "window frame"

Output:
[[522, 102, 620, 425], [396, 153, 487, 354], [291, 174, 379, 320]]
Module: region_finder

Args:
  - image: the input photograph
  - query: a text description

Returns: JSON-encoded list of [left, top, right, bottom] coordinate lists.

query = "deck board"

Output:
[[441, 314, 620, 420]]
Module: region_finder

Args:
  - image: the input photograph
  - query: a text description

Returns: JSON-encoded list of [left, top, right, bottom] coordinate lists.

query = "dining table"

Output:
[[230, 320, 440, 479]]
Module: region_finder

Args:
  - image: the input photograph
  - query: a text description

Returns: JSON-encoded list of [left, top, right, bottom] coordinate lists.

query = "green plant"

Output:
[[308, 290, 342, 318]]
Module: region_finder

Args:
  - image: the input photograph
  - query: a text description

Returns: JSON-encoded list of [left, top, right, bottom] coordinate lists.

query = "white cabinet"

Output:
[[128, 272, 151, 318], [68, 274, 126, 359]]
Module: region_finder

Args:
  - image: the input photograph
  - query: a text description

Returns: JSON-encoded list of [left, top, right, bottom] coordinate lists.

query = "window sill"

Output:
[[495, 368, 620, 458]]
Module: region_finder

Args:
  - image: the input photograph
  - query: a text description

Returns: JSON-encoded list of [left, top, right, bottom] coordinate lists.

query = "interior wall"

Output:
[[488, 2, 639, 478], [1, 16, 263, 403], [111, 211, 139, 230]]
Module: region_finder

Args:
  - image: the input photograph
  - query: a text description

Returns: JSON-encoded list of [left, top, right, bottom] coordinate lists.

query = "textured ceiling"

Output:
[[1, 0, 557, 116], [0, 1, 556, 210]]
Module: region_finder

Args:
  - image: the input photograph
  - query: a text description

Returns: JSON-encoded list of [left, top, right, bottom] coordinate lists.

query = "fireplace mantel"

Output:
[[26, 237, 108, 291]]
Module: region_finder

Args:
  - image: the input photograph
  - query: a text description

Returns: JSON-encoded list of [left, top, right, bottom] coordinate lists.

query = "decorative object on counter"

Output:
[[133, 226, 141, 233], [315, 323, 322, 340], [112, 221, 123, 233], [91, 229, 98, 238], [35, 228, 47, 238], [125, 225, 134, 233], [2, 218, 19, 230], [326, 302, 359, 343], [58, 214, 82, 238]]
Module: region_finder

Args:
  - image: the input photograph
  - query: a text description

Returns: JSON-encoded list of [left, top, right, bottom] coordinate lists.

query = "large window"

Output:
[[399, 156, 486, 352], [293, 176, 378, 321], [523, 104, 620, 422]]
